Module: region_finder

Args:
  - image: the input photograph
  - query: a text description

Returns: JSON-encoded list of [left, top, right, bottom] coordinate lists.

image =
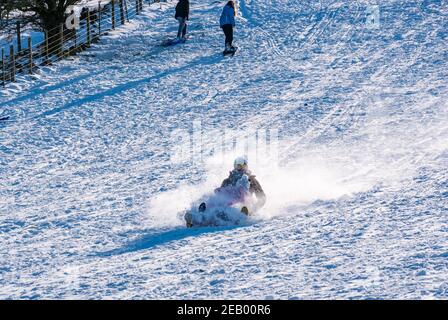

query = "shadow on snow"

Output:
[[96, 224, 245, 257], [34, 53, 224, 119]]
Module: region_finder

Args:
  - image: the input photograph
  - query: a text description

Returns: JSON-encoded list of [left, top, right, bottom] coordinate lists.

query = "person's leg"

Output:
[[223, 25, 231, 48], [177, 17, 186, 38], [182, 21, 187, 38], [229, 26, 234, 47], [222, 26, 227, 47]]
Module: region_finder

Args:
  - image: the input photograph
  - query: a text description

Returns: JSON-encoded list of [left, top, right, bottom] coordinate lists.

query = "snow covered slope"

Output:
[[1, 0, 447, 299]]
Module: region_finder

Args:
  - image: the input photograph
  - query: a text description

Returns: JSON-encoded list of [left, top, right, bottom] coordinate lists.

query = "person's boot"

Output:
[[185, 212, 193, 228]]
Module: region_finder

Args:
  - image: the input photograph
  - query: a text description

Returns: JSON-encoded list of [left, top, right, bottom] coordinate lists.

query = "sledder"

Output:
[[162, 0, 190, 46], [185, 157, 266, 227], [175, 0, 189, 41], [220, 1, 238, 56]]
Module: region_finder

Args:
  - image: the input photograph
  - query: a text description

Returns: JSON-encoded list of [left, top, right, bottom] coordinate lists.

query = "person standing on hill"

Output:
[[175, 0, 190, 41], [220, 1, 237, 53]]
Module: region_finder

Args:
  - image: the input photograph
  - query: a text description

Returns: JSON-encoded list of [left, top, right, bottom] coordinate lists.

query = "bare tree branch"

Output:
[[3, 1, 83, 32]]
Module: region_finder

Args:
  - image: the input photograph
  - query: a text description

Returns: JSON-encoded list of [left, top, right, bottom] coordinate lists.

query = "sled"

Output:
[[223, 46, 238, 57], [184, 185, 254, 228], [161, 37, 187, 47]]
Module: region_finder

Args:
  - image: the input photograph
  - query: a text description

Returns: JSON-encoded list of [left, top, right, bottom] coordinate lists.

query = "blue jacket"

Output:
[[220, 4, 235, 27]]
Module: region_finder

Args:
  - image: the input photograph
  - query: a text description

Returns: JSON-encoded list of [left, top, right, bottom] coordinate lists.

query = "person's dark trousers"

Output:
[[222, 24, 233, 47]]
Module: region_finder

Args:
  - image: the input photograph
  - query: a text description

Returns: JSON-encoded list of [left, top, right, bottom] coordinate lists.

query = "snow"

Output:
[[1, 0, 448, 299]]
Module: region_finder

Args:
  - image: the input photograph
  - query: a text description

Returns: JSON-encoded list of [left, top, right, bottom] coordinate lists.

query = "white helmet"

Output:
[[234, 156, 248, 170]]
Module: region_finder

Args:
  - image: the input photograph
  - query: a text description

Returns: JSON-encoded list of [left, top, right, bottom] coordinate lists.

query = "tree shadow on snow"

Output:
[[96, 224, 244, 258], [34, 53, 224, 119], [1, 70, 102, 108]]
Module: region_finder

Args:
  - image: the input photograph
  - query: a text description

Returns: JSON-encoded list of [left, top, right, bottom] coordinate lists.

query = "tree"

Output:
[[0, 0, 14, 32], [12, 1, 81, 32], [6, 1, 82, 55]]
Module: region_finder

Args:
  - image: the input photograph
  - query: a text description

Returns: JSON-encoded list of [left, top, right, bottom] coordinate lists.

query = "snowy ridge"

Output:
[[1, 0, 448, 299]]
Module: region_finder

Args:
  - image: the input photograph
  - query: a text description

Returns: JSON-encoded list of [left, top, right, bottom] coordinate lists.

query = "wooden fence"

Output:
[[1, 0, 166, 87]]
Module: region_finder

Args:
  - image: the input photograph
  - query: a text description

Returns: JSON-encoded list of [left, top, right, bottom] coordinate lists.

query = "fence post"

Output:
[[98, 2, 102, 36], [1, 48, 5, 86], [87, 10, 92, 46], [111, 0, 116, 29], [45, 31, 49, 62], [73, 28, 78, 54], [59, 24, 64, 57], [119, 0, 125, 25], [10, 45, 15, 82], [28, 37, 33, 74], [124, 0, 130, 22], [136, 0, 140, 15], [16, 21, 22, 53], [140, 0, 143, 12]]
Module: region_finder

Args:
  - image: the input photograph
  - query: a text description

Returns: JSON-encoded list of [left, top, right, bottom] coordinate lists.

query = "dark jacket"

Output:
[[175, 0, 190, 19], [221, 169, 266, 209]]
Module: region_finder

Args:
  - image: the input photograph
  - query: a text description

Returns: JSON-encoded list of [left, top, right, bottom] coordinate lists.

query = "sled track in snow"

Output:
[[238, 0, 284, 57]]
